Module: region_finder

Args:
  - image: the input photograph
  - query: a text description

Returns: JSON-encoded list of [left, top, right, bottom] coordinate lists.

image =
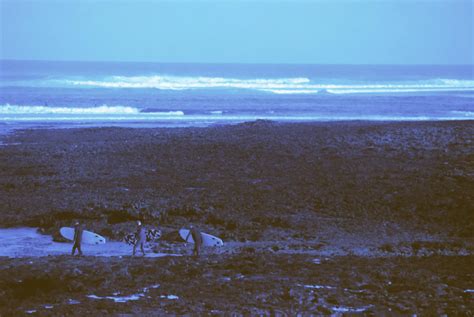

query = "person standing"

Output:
[[185, 225, 202, 257], [71, 222, 83, 256], [133, 220, 146, 256]]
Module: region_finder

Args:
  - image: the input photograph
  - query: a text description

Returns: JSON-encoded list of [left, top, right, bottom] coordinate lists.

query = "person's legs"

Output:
[[140, 242, 145, 256], [72, 242, 82, 256], [193, 244, 200, 257], [133, 243, 137, 256]]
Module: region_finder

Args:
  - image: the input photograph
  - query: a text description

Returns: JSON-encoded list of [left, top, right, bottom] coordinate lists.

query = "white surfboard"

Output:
[[179, 228, 223, 247], [60, 227, 106, 245]]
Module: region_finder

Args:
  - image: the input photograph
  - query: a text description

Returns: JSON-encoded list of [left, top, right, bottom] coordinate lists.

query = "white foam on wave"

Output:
[[58, 75, 474, 94], [450, 111, 474, 117], [1, 104, 473, 125], [327, 87, 474, 94], [0, 104, 185, 120], [0, 104, 140, 115], [64, 75, 311, 91]]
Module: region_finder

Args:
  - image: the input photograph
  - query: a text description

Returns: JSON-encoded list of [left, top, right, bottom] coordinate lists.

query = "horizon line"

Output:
[[1, 58, 473, 67]]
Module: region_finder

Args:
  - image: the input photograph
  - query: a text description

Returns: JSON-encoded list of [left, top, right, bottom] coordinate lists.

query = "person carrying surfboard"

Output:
[[133, 220, 146, 256], [71, 222, 83, 256], [185, 225, 202, 257]]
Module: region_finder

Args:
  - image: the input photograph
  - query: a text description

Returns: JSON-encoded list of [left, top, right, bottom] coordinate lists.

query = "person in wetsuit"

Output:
[[133, 220, 146, 256], [185, 225, 202, 257], [71, 222, 83, 256]]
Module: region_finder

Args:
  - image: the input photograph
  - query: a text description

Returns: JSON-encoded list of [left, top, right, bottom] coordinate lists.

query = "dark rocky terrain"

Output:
[[0, 120, 473, 315], [1, 254, 473, 316]]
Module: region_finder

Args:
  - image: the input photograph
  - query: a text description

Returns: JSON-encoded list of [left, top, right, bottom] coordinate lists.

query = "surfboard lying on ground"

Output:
[[179, 228, 224, 247], [60, 227, 106, 245]]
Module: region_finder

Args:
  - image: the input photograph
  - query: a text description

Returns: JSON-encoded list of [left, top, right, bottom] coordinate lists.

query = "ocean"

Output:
[[0, 60, 473, 131]]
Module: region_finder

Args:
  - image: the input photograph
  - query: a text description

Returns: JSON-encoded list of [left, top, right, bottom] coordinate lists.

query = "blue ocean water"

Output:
[[0, 60, 473, 130]]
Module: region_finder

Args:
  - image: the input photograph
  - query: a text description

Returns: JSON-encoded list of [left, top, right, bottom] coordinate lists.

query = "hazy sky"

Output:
[[1, 0, 472, 64]]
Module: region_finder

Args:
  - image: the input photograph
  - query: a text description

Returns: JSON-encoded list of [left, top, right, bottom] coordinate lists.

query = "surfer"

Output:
[[133, 220, 146, 256], [71, 222, 83, 256], [185, 225, 202, 257]]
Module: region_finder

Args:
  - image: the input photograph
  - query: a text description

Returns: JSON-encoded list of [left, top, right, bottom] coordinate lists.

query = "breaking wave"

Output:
[[0, 104, 140, 115], [0, 104, 184, 116], [1, 104, 473, 124], [0, 104, 189, 124], [450, 111, 474, 117], [58, 75, 474, 94], [63, 76, 310, 91]]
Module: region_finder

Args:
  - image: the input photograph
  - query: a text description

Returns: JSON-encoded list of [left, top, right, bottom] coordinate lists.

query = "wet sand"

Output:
[[0, 120, 473, 315], [0, 228, 180, 258]]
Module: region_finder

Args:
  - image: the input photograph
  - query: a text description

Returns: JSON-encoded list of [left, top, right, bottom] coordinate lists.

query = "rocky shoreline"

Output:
[[1, 254, 473, 315], [0, 120, 473, 314]]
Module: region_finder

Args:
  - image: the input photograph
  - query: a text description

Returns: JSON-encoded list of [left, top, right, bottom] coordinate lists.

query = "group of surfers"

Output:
[[70, 221, 202, 257]]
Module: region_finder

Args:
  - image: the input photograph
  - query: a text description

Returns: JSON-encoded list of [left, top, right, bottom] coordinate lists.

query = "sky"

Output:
[[0, 0, 473, 64]]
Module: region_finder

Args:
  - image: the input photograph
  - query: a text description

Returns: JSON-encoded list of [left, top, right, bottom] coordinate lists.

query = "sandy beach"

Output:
[[0, 120, 473, 315]]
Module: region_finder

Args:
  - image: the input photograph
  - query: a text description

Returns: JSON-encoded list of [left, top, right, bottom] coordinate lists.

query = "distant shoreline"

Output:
[[1, 118, 474, 138]]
